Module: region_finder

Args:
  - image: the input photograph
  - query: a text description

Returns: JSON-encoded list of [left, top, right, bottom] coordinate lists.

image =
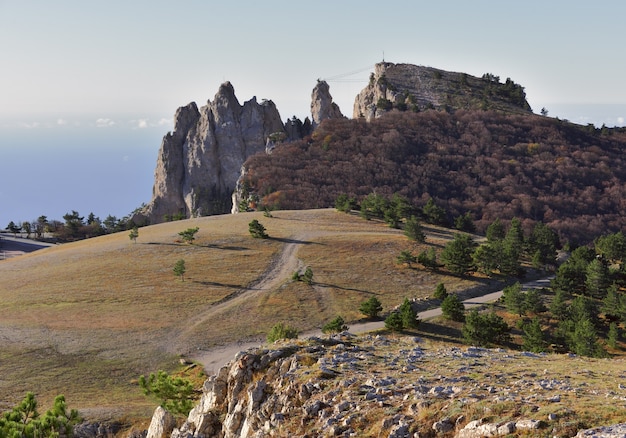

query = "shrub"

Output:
[[359, 297, 383, 319], [441, 294, 465, 321], [441, 233, 477, 275], [249, 219, 268, 239], [418, 248, 438, 270], [178, 227, 199, 244], [462, 309, 510, 346], [433, 282, 448, 300], [404, 215, 425, 242], [0, 392, 80, 438], [293, 267, 313, 285], [384, 312, 404, 332], [334, 194, 357, 213], [399, 298, 420, 329], [521, 317, 548, 352], [129, 226, 139, 243], [524, 288, 546, 314], [139, 370, 196, 416], [502, 282, 525, 316], [302, 267, 314, 285], [397, 250, 417, 268], [173, 259, 186, 282], [322, 316, 348, 334], [267, 322, 299, 343], [607, 322, 619, 349]]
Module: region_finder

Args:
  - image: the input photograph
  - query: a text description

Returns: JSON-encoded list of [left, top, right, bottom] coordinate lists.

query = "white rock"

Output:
[[146, 406, 176, 438]]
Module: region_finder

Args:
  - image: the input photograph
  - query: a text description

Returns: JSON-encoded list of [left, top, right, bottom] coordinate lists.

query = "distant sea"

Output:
[[0, 118, 168, 228], [0, 104, 624, 229]]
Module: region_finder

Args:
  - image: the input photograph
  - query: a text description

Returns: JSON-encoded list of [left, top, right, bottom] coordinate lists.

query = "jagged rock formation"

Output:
[[137, 78, 346, 223], [310, 79, 344, 127], [135, 82, 285, 224], [353, 62, 532, 121]]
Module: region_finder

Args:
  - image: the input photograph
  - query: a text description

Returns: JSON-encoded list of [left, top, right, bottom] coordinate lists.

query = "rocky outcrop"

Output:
[[135, 82, 285, 224], [146, 333, 626, 437], [137, 78, 346, 222], [353, 62, 532, 121], [146, 407, 175, 438], [310, 80, 344, 127]]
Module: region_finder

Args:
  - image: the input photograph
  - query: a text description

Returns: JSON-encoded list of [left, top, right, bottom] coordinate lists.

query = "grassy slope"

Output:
[[0, 209, 483, 420]]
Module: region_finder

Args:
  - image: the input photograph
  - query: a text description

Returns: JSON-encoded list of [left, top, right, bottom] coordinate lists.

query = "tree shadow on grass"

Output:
[[193, 280, 243, 289], [203, 244, 249, 251], [315, 282, 380, 295], [270, 237, 320, 245], [415, 321, 466, 346], [143, 242, 249, 251], [422, 225, 456, 239]]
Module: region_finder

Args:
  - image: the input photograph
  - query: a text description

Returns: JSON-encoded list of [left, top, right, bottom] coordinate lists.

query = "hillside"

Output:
[[239, 110, 626, 243], [2, 209, 626, 437], [0, 209, 490, 420]]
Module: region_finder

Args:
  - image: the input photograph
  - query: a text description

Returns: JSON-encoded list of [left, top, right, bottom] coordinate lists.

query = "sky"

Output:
[[1, 0, 626, 228]]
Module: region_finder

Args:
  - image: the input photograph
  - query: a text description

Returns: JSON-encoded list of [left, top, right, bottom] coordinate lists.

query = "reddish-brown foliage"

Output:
[[242, 110, 626, 244]]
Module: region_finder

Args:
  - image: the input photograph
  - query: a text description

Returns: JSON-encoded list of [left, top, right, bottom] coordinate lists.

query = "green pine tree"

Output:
[[522, 317, 547, 353], [404, 215, 425, 242], [441, 294, 465, 321], [359, 297, 383, 319], [399, 298, 419, 329], [384, 311, 404, 332], [440, 233, 477, 275]]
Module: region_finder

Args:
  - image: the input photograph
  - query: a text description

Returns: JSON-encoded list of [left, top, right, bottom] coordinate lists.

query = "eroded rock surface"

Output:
[[147, 334, 626, 437], [137, 82, 285, 224]]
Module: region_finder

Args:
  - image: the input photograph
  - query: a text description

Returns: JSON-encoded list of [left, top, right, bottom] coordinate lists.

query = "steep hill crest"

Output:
[[353, 62, 532, 121]]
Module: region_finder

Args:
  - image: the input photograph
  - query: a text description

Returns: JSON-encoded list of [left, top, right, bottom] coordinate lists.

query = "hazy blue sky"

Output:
[[1, 0, 626, 227]]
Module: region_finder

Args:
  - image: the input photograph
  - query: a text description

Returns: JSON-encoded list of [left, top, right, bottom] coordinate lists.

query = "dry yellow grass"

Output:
[[0, 209, 482, 420]]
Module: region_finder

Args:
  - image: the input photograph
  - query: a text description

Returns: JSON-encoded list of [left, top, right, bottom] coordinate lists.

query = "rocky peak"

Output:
[[134, 83, 285, 224], [353, 62, 532, 121], [310, 79, 344, 127]]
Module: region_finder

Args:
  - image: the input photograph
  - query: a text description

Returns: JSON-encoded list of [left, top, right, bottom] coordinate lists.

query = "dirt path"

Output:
[[178, 233, 312, 355], [192, 251, 554, 374]]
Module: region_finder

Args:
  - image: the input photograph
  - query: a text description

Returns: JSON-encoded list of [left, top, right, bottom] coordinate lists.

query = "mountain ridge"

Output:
[[136, 62, 535, 226]]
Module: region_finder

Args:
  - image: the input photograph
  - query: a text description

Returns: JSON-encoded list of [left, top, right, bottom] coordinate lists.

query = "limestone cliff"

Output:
[[310, 79, 344, 127], [353, 62, 532, 121], [137, 79, 345, 223], [136, 82, 285, 224]]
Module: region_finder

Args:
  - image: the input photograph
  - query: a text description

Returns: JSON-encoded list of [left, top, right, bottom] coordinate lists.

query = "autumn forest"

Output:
[[242, 110, 626, 244]]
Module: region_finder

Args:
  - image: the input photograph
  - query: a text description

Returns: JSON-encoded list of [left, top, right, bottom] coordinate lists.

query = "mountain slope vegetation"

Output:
[[242, 110, 626, 243]]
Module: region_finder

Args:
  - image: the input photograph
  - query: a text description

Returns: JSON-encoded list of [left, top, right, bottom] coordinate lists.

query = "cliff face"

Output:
[[137, 82, 285, 223], [353, 62, 532, 121]]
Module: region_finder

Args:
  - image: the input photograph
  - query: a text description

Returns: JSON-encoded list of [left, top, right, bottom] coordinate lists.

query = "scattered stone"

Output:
[[575, 423, 626, 437], [432, 418, 453, 433], [515, 419, 541, 430]]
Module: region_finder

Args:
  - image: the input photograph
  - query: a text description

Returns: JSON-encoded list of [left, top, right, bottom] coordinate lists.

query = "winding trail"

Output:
[[177, 233, 312, 355], [189, 229, 554, 374]]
